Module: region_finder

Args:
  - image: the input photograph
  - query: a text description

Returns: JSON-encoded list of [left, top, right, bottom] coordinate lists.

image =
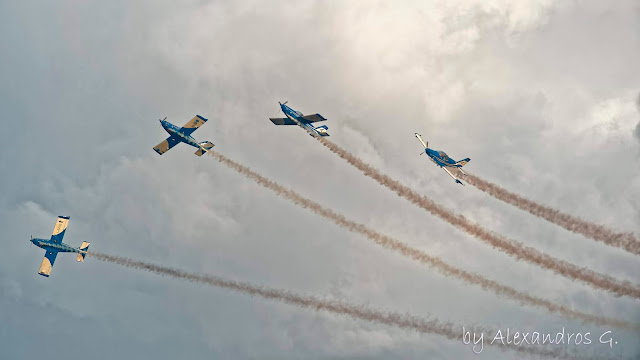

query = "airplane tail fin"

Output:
[[195, 141, 215, 156], [314, 125, 330, 137], [76, 242, 90, 262], [455, 158, 470, 167]]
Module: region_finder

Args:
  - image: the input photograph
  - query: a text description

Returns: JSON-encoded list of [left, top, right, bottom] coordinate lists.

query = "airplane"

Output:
[[153, 115, 215, 156], [30, 216, 90, 277], [415, 133, 470, 185], [269, 102, 329, 137]]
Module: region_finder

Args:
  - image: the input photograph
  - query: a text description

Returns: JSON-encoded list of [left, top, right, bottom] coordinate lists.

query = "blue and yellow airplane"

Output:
[[30, 216, 90, 277], [415, 133, 470, 185], [153, 115, 215, 156], [269, 102, 329, 137]]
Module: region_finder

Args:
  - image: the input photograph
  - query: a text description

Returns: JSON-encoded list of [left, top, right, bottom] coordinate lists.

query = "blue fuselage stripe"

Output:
[[162, 121, 200, 148], [32, 238, 84, 254], [425, 149, 460, 167], [281, 105, 323, 136]]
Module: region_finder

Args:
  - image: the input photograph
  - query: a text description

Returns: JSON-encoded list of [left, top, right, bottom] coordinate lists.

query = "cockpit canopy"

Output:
[[437, 151, 450, 161]]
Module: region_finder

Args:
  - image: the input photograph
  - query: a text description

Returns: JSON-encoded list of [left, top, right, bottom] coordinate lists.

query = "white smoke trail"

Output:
[[314, 138, 640, 299], [91, 251, 567, 359], [206, 151, 638, 332], [463, 173, 640, 256]]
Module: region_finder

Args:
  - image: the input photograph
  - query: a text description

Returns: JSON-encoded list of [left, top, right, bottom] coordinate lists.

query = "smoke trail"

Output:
[[463, 173, 640, 256], [314, 138, 640, 299], [206, 151, 638, 332], [91, 251, 565, 358]]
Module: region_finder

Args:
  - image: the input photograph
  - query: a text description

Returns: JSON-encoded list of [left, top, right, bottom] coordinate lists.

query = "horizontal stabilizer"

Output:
[[314, 125, 330, 136], [195, 141, 215, 157], [270, 117, 297, 125], [77, 242, 90, 262]]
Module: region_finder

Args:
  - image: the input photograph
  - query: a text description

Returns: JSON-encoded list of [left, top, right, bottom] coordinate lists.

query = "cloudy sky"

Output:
[[1, 0, 639, 359]]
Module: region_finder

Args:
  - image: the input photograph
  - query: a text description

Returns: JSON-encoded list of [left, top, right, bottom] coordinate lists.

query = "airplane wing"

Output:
[[269, 117, 298, 125], [299, 114, 326, 124], [179, 115, 208, 136], [38, 250, 58, 277], [153, 135, 181, 155], [50, 216, 70, 244], [442, 166, 464, 185]]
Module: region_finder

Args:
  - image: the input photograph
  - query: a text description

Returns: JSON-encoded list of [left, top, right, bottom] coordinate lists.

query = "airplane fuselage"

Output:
[[280, 104, 325, 137], [425, 148, 460, 168], [160, 120, 200, 148], [30, 238, 84, 255]]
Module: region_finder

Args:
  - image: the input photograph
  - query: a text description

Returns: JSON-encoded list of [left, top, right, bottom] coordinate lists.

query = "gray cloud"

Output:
[[1, 1, 639, 359], [635, 92, 640, 141]]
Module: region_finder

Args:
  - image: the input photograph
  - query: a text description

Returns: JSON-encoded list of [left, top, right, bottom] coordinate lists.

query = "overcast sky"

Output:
[[1, 1, 639, 359]]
